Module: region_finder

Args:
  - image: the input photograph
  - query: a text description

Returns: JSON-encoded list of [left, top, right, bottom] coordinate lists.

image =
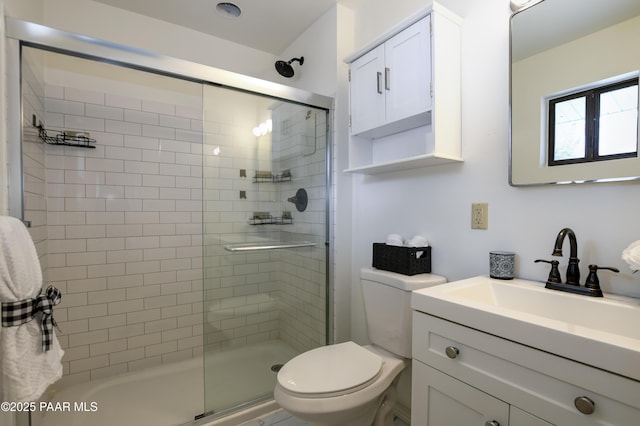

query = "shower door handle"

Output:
[[385, 67, 390, 91], [376, 72, 383, 94]]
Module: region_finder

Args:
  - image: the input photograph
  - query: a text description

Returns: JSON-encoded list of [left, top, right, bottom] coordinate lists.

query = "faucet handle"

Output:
[[535, 259, 561, 284], [585, 264, 619, 290]]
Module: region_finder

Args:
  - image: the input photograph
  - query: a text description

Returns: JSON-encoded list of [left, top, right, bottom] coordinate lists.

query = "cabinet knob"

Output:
[[445, 346, 460, 359], [574, 396, 595, 415], [485, 421, 500, 426]]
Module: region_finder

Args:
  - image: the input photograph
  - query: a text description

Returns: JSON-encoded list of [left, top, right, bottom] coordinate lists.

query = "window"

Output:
[[548, 77, 639, 166]]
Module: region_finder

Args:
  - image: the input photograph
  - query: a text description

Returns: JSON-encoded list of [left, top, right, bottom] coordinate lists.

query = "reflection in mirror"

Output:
[[510, 0, 640, 185], [548, 77, 638, 165]]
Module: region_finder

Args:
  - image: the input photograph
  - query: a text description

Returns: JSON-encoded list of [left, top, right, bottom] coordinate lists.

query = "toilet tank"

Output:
[[361, 267, 446, 358]]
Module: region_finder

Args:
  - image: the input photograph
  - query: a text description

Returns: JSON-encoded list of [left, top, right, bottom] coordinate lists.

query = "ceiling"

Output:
[[92, 0, 359, 55], [512, 0, 640, 61]]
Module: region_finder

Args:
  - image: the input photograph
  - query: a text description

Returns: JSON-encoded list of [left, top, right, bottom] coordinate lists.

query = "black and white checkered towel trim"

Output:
[[1, 286, 62, 352]]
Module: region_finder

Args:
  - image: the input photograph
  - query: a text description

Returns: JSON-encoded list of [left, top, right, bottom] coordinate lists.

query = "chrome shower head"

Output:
[[275, 56, 304, 78]]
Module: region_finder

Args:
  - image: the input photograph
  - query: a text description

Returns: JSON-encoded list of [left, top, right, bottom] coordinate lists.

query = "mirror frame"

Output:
[[509, 0, 640, 186]]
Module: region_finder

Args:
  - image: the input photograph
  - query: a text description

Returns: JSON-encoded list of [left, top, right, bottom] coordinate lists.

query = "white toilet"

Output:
[[274, 267, 446, 426]]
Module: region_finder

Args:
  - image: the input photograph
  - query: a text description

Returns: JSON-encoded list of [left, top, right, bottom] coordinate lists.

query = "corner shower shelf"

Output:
[[224, 241, 316, 252], [37, 126, 96, 148]]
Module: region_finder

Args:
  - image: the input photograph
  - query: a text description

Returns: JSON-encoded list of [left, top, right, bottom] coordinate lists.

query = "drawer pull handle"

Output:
[[485, 421, 500, 426], [445, 346, 459, 359], [574, 396, 595, 415]]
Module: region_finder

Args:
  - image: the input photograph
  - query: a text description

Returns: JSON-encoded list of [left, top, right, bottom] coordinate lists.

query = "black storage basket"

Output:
[[372, 243, 432, 275]]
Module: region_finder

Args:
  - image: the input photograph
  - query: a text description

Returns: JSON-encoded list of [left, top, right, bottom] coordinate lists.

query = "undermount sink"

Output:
[[411, 276, 640, 382]]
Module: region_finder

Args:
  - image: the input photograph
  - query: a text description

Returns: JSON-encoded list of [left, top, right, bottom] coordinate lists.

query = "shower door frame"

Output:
[[5, 17, 334, 425]]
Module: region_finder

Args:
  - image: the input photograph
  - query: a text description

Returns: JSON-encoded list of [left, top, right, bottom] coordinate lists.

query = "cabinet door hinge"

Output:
[[430, 81, 433, 98], [349, 115, 352, 127], [348, 69, 351, 82]]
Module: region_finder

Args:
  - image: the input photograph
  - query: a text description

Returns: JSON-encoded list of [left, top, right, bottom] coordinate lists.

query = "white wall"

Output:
[[347, 0, 640, 345], [277, 6, 338, 97], [331, 5, 355, 344], [2, 0, 42, 20], [278, 4, 356, 343], [41, 0, 277, 80]]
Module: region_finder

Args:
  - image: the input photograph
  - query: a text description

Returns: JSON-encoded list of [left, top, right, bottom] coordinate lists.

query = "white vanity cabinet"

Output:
[[414, 363, 552, 426], [344, 2, 462, 174], [411, 312, 640, 426]]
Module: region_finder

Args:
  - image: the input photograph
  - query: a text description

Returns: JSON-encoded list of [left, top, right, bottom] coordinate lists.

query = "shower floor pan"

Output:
[[38, 340, 297, 426], [204, 341, 297, 416]]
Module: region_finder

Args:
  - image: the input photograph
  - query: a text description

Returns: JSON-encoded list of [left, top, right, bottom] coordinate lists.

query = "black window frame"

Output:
[[548, 77, 639, 166]]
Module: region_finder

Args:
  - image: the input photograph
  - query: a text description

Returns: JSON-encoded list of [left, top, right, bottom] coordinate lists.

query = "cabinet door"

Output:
[[349, 44, 385, 135], [510, 407, 554, 426], [412, 362, 509, 426], [384, 16, 432, 124]]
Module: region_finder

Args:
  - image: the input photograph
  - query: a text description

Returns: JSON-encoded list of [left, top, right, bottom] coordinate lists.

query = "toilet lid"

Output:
[[277, 341, 382, 395]]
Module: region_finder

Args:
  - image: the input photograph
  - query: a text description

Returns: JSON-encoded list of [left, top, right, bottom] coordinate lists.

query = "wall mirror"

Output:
[[510, 0, 640, 185]]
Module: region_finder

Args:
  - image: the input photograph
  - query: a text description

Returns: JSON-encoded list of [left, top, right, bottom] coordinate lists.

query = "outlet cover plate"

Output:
[[472, 202, 488, 230]]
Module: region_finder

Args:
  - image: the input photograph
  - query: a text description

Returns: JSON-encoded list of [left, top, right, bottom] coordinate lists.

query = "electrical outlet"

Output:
[[471, 203, 488, 230]]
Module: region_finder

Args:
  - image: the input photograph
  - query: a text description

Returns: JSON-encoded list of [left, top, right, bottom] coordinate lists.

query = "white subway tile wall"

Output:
[[41, 64, 205, 386], [22, 49, 48, 275], [271, 105, 327, 351], [201, 88, 327, 356], [21, 50, 327, 389]]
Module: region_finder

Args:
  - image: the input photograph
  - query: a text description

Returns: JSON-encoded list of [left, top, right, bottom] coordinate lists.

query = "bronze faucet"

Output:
[[552, 227, 580, 285], [535, 228, 618, 297]]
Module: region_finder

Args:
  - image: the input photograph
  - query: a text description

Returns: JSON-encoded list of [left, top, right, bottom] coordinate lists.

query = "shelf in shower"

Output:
[[249, 217, 293, 225], [248, 212, 293, 225], [252, 169, 292, 183], [224, 241, 316, 252], [37, 126, 96, 148]]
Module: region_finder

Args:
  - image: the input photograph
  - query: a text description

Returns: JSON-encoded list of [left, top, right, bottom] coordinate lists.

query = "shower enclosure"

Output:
[[201, 86, 329, 416], [7, 19, 331, 425]]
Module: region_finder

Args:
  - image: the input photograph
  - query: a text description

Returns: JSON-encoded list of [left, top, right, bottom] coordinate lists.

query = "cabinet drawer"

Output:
[[412, 312, 640, 425]]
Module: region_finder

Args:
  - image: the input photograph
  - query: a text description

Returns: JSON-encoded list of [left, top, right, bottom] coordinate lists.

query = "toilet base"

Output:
[[276, 389, 383, 426], [372, 377, 398, 426], [278, 375, 401, 426], [274, 345, 406, 426]]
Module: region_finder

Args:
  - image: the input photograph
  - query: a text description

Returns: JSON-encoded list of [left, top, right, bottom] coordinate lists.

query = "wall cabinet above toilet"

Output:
[[344, 2, 463, 174], [349, 17, 431, 138]]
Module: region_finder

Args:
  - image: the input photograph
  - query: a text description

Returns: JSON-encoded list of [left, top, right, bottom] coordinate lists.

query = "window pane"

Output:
[[599, 84, 638, 156], [553, 97, 586, 161]]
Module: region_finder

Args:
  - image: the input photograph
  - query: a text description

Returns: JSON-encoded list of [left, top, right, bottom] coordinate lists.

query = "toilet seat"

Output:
[[277, 342, 382, 397]]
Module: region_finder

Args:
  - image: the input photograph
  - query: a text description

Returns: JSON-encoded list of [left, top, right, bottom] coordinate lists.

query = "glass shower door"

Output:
[[201, 84, 329, 416]]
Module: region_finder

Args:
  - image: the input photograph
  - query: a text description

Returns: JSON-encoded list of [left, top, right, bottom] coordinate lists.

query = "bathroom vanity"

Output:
[[410, 276, 640, 425]]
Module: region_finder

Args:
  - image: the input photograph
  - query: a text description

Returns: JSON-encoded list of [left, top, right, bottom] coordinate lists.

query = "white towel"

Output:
[[386, 234, 404, 247], [0, 216, 63, 402], [407, 235, 429, 248]]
